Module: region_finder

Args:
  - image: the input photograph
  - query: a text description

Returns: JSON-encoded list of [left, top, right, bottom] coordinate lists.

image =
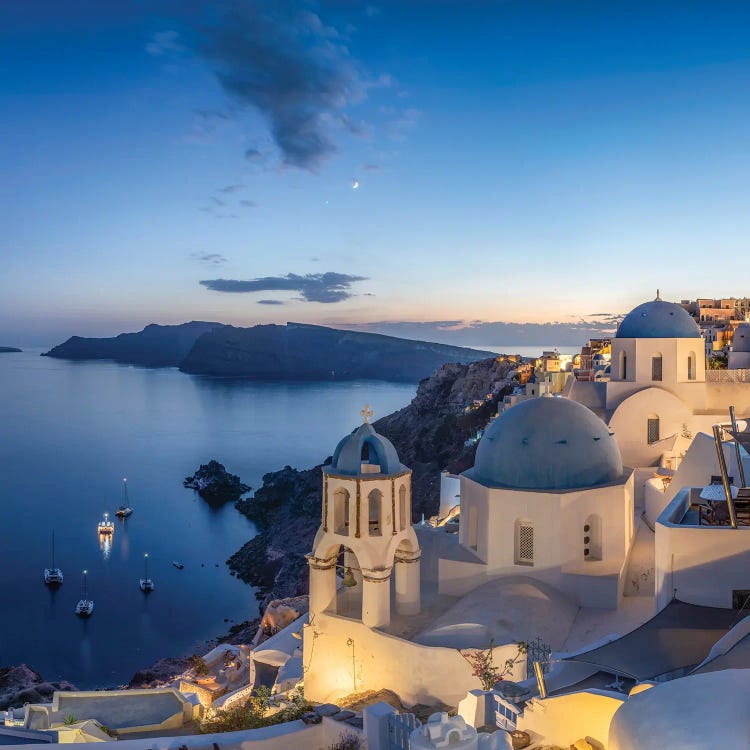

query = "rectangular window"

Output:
[[516, 524, 534, 565], [652, 356, 663, 381], [647, 417, 660, 445]]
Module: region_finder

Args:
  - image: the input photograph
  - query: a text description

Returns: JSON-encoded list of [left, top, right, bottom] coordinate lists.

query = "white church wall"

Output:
[[518, 690, 625, 750], [455, 476, 632, 608], [608, 387, 692, 468], [705, 381, 750, 414], [655, 489, 750, 610], [302, 613, 526, 707]]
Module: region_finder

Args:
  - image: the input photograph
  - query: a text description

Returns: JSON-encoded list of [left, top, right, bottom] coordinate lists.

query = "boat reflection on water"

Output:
[[98, 531, 112, 560]]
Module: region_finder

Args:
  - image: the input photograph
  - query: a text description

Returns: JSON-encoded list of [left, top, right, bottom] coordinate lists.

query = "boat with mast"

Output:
[[43, 531, 63, 586], [139, 553, 154, 592], [75, 570, 94, 617], [116, 478, 133, 518]]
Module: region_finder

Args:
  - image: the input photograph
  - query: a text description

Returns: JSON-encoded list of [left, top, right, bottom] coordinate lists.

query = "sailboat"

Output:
[[139, 553, 155, 592], [43, 531, 63, 586], [75, 570, 94, 616], [115, 478, 133, 518]]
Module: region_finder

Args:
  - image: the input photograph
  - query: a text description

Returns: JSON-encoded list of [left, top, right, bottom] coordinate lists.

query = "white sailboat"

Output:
[[75, 570, 94, 616], [116, 478, 133, 518], [139, 553, 154, 592], [43, 531, 63, 586]]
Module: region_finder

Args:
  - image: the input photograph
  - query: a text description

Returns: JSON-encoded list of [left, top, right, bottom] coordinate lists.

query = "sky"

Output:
[[3, 0, 750, 347]]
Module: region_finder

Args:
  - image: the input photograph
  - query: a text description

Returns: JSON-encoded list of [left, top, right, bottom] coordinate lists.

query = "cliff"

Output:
[[179, 323, 496, 381], [0, 664, 76, 710], [42, 322, 223, 367], [229, 356, 518, 605]]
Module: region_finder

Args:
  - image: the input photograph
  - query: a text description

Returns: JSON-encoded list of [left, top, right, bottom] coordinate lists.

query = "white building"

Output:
[[452, 396, 635, 608]]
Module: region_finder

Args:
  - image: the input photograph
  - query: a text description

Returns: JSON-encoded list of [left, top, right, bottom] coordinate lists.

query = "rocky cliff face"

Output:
[[179, 322, 496, 381], [229, 356, 517, 606], [0, 664, 76, 710], [42, 322, 223, 367]]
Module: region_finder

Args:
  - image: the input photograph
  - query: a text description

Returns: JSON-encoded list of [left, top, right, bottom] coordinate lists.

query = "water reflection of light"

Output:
[[98, 532, 112, 560]]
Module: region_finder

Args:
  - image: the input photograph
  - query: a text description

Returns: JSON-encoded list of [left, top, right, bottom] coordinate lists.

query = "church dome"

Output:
[[733, 323, 750, 352], [328, 422, 402, 476], [616, 298, 700, 339], [471, 397, 623, 491]]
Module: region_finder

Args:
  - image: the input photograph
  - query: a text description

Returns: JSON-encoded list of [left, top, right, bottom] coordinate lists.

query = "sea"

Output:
[[0, 342, 567, 688]]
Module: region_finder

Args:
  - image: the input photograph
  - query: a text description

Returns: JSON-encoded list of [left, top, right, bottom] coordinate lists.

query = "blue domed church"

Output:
[[452, 396, 635, 608]]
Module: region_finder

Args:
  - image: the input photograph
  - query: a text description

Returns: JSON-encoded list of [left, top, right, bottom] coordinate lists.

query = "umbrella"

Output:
[[729, 430, 750, 450], [700, 484, 739, 501]]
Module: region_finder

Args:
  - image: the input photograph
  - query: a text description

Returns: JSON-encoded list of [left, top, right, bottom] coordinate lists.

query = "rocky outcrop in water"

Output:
[[42, 321, 223, 367], [229, 356, 518, 605], [0, 665, 76, 710], [184, 460, 251, 503], [0, 347, 21, 353]]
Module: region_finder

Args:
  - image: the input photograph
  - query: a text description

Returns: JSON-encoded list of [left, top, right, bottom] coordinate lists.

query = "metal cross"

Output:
[[360, 404, 374, 423]]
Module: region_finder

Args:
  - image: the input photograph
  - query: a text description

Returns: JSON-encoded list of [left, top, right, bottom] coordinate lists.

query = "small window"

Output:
[[687, 352, 697, 381], [652, 355, 663, 381], [368, 489, 382, 536], [647, 416, 660, 445], [515, 521, 534, 566], [621, 352, 627, 380]]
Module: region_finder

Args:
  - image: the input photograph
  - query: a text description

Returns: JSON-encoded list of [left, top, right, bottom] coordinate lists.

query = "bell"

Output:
[[341, 567, 357, 588]]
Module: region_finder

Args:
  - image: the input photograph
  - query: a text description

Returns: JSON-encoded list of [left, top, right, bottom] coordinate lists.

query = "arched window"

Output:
[[334, 488, 350, 535], [399, 485, 407, 531], [619, 350, 628, 380], [687, 351, 697, 381], [584, 514, 602, 561], [468, 505, 478, 551], [368, 489, 382, 536], [647, 414, 660, 445], [651, 354, 663, 382], [515, 519, 534, 566]]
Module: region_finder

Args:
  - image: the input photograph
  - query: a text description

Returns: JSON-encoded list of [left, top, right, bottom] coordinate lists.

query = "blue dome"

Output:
[[616, 299, 700, 339], [469, 397, 623, 491], [733, 323, 750, 353], [328, 422, 402, 476]]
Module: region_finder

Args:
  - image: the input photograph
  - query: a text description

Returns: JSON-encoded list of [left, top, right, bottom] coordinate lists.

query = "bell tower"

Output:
[[307, 407, 421, 628]]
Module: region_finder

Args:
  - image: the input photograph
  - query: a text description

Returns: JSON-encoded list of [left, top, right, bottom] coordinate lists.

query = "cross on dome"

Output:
[[655, 288, 661, 300], [360, 404, 374, 423]]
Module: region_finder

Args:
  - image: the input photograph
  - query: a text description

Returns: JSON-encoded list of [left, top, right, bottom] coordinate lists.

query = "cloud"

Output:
[[219, 184, 244, 193], [211, 197, 226, 206], [362, 163, 380, 171], [192, 252, 227, 265], [193, 2, 369, 171], [146, 30, 184, 57], [244, 148, 263, 161], [200, 271, 368, 303], [239, 199, 257, 208], [257, 299, 284, 305]]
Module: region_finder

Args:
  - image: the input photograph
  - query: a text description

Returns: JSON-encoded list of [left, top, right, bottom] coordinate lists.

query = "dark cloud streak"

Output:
[[200, 271, 367, 303]]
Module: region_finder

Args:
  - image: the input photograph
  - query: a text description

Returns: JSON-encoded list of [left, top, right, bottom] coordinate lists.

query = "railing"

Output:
[[706, 369, 750, 383]]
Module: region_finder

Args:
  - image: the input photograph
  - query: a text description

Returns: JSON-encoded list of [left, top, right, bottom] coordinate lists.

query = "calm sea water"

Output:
[[0, 350, 414, 688]]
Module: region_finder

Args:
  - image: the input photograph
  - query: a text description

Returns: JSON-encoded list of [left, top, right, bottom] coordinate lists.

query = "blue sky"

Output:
[[3, 1, 750, 346]]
